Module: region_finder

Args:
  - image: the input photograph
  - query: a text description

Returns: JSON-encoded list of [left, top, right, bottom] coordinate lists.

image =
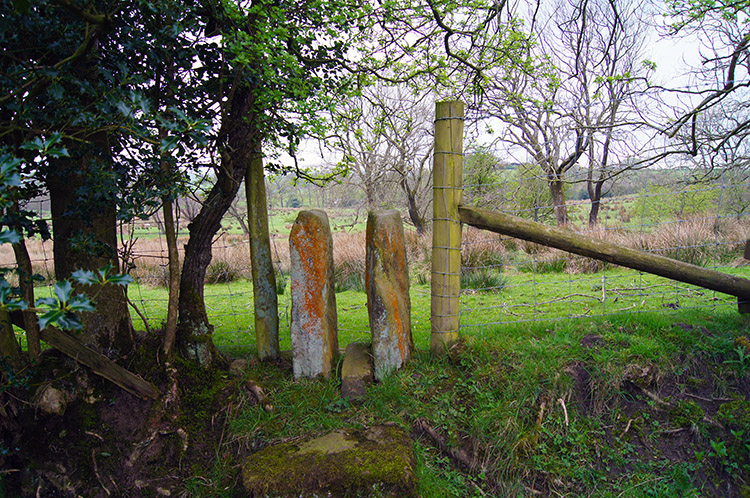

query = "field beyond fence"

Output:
[[4, 182, 749, 355]]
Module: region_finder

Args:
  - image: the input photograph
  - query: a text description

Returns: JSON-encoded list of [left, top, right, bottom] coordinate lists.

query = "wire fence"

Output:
[[3, 168, 749, 352], [459, 171, 750, 334]]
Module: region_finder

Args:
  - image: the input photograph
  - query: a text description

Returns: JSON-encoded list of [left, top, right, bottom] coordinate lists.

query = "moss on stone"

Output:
[[241, 425, 417, 497]]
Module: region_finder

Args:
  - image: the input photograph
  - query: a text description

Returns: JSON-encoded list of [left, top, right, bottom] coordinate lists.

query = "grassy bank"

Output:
[[185, 308, 750, 497]]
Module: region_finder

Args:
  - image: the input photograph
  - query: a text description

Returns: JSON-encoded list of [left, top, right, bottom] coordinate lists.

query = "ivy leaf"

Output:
[[53, 281, 73, 304], [72, 269, 98, 285]]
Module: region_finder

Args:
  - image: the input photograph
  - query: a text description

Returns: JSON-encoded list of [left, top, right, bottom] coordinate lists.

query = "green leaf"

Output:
[[0, 279, 10, 302], [4, 299, 27, 311], [35, 297, 57, 308], [53, 281, 73, 303], [38, 309, 63, 330], [68, 294, 95, 313], [107, 273, 133, 286], [97, 263, 114, 280], [161, 137, 179, 152], [56, 312, 82, 331], [46, 147, 69, 159]]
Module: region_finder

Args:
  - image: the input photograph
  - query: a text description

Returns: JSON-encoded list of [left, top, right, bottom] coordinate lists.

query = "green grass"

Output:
[[216, 309, 750, 497], [123, 265, 750, 358], [131, 262, 748, 496], [24, 253, 748, 496], [126, 280, 434, 354]]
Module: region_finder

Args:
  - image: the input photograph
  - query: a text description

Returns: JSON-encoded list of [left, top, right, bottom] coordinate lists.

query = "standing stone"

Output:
[[366, 210, 413, 380], [290, 210, 338, 379]]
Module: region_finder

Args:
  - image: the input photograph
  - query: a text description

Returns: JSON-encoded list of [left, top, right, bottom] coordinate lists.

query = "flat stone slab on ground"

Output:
[[241, 425, 417, 498]]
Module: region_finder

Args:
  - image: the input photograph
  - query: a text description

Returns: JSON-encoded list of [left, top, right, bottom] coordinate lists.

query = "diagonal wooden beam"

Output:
[[459, 206, 750, 313]]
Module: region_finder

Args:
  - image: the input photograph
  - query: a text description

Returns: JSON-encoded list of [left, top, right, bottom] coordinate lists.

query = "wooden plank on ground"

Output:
[[40, 328, 160, 400]]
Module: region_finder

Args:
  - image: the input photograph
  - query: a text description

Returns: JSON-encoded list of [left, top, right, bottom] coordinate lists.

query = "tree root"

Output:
[[247, 380, 273, 411], [413, 418, 478, 472]]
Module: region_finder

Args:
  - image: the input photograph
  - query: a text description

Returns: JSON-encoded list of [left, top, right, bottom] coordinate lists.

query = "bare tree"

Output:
[[328, 84, 434, 231], [559, 0, 651, 226], [473, 0, 651, 226], [662, 0, 750, 162], [371, 87, 434, 232]]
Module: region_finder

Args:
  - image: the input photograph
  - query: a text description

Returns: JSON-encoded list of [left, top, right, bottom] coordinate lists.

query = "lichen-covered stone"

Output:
[[289, 210, 338, 379], [341, 342, 373, 400], [241, 425, 417, 497], [366, 210, 412, 380]]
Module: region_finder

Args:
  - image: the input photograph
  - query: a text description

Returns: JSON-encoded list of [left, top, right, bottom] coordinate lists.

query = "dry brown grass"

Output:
[[1, 213, 745, 286]]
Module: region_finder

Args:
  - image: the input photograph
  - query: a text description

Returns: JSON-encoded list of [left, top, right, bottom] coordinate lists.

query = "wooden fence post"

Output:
[[431, 101, 464, 355]]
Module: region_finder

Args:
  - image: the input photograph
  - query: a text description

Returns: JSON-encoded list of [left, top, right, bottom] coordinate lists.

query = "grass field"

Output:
[[121, 264, 750, 358], [9, 195, 750, 496]]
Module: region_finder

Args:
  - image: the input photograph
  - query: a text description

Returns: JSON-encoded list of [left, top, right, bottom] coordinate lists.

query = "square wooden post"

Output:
[[431, 101, 464, 355]]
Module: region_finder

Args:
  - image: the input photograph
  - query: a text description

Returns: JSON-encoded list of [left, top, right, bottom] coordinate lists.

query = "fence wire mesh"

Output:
[[3, 167, 748, 352], [459, 170, 750, 334]]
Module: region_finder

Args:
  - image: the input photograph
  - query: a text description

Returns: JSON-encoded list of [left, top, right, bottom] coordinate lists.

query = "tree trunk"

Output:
[[549, 180, 569, 226], [0, 309, 23, 373], [403, 179, 426, 234], [176, 85, 254, 366], [161, 198, 180, 356], [246, 141, 279, 359], [47, 136, 134, 356], [11, 232, 40, 359], [587, 180, 603, 228]]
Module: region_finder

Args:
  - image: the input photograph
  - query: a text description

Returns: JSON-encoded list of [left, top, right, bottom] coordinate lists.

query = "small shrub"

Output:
[[275, 270, 287, 295], [461, 269, 506, 292], [462, 228, 503, 268], [411, 261, 430, 286], [206, 261, 241, 284], [517, 256, 567, 274]]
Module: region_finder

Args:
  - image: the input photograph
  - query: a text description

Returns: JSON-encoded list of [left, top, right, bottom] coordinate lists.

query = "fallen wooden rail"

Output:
[[41, 328, 160, 400], [459, 206, 750, 311]]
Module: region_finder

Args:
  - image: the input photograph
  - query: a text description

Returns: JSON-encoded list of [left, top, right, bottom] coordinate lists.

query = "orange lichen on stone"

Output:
[[290, 210, 338, 379], [366, 210, 412, 380]]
